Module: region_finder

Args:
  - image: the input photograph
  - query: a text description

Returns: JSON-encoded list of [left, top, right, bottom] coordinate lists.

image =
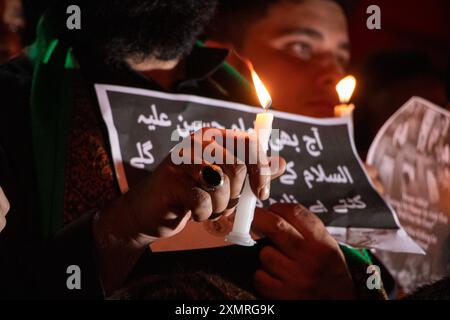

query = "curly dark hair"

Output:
[[65, 0, 218, 65]]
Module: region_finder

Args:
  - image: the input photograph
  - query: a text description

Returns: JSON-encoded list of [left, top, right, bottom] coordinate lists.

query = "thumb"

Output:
[[269, 156, 286, 180]]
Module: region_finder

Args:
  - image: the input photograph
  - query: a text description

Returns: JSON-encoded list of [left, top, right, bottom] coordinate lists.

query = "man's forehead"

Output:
[[262, 0, 348, 37]]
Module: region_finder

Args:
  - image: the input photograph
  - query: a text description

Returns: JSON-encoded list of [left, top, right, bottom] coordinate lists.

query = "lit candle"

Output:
[[334, 75, 357, 117], [226, 67, 273, 246]]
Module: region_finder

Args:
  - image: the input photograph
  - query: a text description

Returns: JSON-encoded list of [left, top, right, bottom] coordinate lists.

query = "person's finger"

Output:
[[180, 128, 271, 200], [253, 269, 287, 300], [171, 165, 213, 222], [269, 156, 286, 180], [364, 164, 385, 194], [181, 186, 213, 222], [181, 150, 231, 215], [0, 186, 10, 217], [268, 203, 328, 242], [372, 179, 385, 195], [179, 136, 248, 216], [364, 164, 378, 178], [211, 128, 270, 200], [158, 208, 193, 235], [208, 174, 230, 214], [178, 164, 230, 221], [200, 128, 271, 201], [215, 162, 245, 218], [202, 140, 246, 213], [0, 216, 6, 232], [220, 161, 247, 200], [259, 246, 297, 282], [252, 207, 305, 259]]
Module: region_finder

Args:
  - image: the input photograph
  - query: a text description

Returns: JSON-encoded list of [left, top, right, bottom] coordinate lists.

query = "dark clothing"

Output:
[[0, 54, 109, 298], [404, 277, 450, 300]]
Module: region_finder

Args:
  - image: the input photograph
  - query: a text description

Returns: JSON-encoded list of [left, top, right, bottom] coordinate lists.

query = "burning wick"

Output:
[[334, 75, 356, 117], [226, 62, 273, 246]]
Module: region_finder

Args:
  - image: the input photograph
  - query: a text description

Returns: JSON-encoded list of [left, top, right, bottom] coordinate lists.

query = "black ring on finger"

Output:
[[198, 164, 224, 192]]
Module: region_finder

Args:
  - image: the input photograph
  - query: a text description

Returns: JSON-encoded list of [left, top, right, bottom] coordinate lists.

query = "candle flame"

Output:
[[251, 69, 272, 109], [240, 58, 272, 109], [234, 52, 272, 109], [336, 75, 356, 104]]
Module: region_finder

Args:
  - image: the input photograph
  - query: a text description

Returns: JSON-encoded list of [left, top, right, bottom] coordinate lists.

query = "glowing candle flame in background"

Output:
[[336, 75, 356, 104]]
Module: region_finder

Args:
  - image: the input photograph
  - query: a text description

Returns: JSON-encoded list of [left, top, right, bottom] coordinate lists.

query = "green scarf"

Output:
[[26, 11, 77, 238]]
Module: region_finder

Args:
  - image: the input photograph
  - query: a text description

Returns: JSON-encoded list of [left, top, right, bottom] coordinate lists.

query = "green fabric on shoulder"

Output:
[[340, 245, 373, 265], [340, 245, 387, 299], [26, 10, 78, 237]]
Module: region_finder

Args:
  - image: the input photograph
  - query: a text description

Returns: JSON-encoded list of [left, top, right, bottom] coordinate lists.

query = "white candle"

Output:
[[226, 112, 273, 246], [334, 103, 355, 118]]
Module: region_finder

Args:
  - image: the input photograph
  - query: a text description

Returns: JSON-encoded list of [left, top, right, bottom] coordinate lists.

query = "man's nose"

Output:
[[314, 53, 345, 89]]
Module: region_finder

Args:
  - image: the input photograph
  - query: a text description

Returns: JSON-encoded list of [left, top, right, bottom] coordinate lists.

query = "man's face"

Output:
[[238, 0, 350, 117]]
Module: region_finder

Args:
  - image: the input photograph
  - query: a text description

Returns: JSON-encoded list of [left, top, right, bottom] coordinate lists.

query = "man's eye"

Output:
[[285, 42, 313, 60]]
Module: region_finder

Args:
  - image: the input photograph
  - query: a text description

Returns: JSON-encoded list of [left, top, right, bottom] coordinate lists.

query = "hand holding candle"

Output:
[[226, 67, 273, 246], [334, 75, 357, 118]]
